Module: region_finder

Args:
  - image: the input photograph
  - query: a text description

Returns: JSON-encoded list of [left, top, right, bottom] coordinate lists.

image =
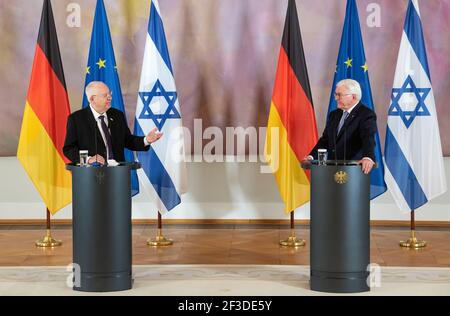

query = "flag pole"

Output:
[[35, 208, 62, 247], [279, 211, 305, 247], [399, 179, 426, 248], [399, 209, 426, 248], [147, 210, 173, 246]]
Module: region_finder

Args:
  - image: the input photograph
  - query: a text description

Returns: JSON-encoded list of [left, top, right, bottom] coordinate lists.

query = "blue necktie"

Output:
[[337, 111, 349, 135], [99, 115, 114, 159]]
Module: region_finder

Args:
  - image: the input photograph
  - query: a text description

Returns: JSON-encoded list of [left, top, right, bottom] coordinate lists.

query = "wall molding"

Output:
[[0, 219, 449, 227]]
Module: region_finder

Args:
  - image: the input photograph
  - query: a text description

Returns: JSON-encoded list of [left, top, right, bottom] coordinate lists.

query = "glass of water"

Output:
[[318, 149, 328, 165], [79, 150, 88, 166]]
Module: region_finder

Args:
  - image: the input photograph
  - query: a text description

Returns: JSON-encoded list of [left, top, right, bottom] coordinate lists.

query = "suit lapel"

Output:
[[331, 110, 343, 140], [84, 107, 105, 151], [106, 109, 117, 142], [84, 107, 97, 134], [336, 103, 361, 139], [333, 111, 342, 136]]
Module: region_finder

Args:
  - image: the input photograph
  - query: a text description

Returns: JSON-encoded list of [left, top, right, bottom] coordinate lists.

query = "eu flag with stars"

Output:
[[82, 0, 139, 196], [327, 0, 386, 199]]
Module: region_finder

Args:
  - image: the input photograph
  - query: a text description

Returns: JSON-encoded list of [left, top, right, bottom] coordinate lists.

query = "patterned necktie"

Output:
[[98, 115, 114, 159], [337, 111, 349, 135]]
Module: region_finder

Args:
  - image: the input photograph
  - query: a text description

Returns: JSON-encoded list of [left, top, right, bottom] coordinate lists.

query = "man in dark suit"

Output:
[[306, 79, 377, 174], [63, 81, 162, 165]]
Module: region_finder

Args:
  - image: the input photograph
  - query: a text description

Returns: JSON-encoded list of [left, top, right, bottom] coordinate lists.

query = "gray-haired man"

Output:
[[307, 79, 377, 174]]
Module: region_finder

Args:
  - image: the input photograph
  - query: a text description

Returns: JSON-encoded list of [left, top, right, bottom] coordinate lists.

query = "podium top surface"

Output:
[[301, 160, 360, 169], [66, 161, 141, 171], [301, 160, 378, 169]]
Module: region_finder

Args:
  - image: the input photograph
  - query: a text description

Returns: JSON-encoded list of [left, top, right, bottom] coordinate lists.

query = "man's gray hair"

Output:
[[85, 81, 107, 101], [336, 79, 362, 101]]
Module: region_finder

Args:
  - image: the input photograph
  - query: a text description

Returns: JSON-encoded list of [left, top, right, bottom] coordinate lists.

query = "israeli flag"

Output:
[[134, 0, 187, 213], [384, 0, 446, 212]]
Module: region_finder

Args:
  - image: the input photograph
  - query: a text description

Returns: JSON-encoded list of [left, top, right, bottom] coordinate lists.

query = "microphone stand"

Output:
[[343, 122, 347, 165], [92, 120, 101, 167], [333, 127, 338, 166]]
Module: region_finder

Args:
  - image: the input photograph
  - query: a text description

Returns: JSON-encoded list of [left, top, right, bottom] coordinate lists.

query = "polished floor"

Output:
[[0, 225, 449, 267]]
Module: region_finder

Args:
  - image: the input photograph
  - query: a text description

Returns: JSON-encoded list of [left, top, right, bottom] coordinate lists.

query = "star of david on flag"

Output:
[[388, 75, 430, 128], [134, 0, 187, 214], [138, 79, 181, 131]]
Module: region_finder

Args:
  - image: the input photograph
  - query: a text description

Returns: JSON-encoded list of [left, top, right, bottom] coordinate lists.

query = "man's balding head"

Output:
[[85, 81, 112, 114]]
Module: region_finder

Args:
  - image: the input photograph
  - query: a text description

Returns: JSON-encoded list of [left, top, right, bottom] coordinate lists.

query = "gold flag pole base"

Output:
[[399, 230, 426, 249], [279, 230, 305, 247], [35, 229, 62, 248], [147, 229, 173, 247]]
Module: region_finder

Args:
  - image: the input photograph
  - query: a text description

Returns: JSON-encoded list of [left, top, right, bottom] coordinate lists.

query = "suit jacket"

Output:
[[63, 107, 149, 163], [310, 102, 377, 161]]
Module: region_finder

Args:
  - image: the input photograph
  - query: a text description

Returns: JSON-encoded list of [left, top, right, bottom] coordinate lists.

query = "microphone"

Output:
[[333, 125, 338, 166], [92, 121, 101, 167], [342, 112, 352, 165], [343, 122, 347, 165]]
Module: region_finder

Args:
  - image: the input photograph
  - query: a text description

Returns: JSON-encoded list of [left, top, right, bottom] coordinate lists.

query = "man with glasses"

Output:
[[63, 81, 162, 165], [305, 79, 376, 174]]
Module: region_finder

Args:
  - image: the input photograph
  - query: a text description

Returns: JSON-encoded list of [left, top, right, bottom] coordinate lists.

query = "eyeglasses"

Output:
[[334, 93, 352, 99], [93, 91, 113, 98]]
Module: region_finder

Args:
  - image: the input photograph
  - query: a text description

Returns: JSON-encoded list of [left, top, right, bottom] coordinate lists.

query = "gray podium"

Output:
[[303, 160, 370, 293], [66, 162, 140, 292]]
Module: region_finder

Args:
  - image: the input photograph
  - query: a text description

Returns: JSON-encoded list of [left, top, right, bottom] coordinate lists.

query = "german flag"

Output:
[[265, 0, 318, 213], [17, 0, 71, 214]]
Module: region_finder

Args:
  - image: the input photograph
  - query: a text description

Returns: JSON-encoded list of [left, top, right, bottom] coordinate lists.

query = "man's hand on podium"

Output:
[[301, 155, 314, 168], [358, 158, 374, 174], [88, 154, 105, 165]]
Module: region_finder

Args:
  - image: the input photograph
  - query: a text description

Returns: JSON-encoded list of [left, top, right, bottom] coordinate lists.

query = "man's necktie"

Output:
[[99, 115, 114, 159], [337, 111, 349, 135]]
